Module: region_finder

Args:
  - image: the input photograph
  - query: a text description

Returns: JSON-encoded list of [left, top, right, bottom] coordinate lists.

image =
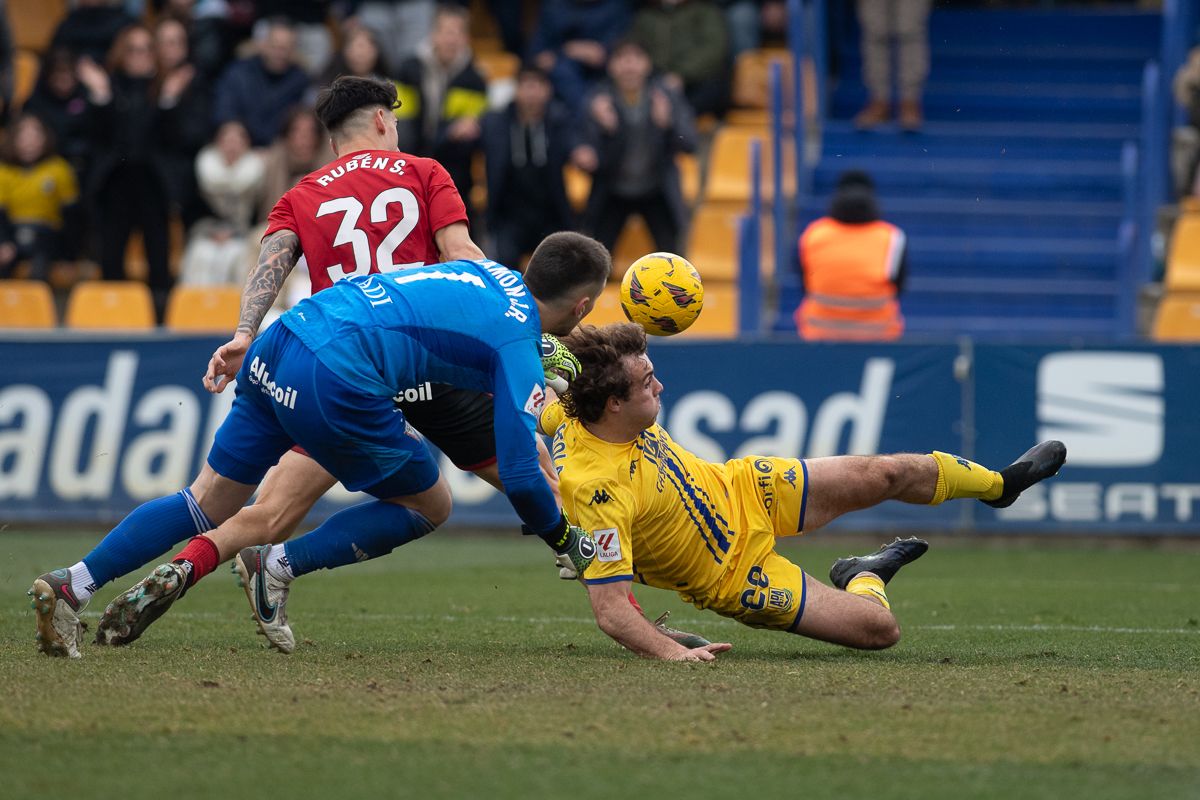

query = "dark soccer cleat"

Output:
[[982, 440, 1067, 509], [95, 562, 189, 646], [652, 611, 712, 649], [28, 569, 86, 658], [829, 537, 929, 590]]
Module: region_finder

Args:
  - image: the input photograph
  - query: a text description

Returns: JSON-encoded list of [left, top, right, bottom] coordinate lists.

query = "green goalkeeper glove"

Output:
[[540, 334, 581, 393]]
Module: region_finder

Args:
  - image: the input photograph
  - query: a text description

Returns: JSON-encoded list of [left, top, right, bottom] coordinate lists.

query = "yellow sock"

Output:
[[928, 451, 1003, 505], [846, 574, 890, 609]]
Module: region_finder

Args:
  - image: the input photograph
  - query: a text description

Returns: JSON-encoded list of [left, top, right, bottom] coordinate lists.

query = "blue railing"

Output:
[[1119, 140, 1140, 335], [1138, 60, 1166, 289], [737, 139, 763, 335]]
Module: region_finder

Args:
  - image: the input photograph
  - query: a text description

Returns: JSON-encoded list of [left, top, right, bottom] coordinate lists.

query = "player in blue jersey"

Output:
[[29, 234, 611, 658]]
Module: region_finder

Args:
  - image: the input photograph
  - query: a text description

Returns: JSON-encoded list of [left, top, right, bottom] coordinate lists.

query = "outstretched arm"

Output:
[[434, 221, 485, 262], [203, 229, 300, 393], [585, 580, 730, 661]]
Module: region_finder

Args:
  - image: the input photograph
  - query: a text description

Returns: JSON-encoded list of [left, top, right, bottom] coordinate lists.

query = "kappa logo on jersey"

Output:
[[589, 489, 612, 505], [662, 281, 698, 308], [782, 466, 797, 489], [595, 528, 621, 562], [524, 383, 546, 416]]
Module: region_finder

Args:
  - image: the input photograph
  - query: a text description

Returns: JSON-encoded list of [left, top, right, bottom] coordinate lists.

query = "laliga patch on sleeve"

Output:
[[524, 383, 546, 416], [594, 528, 622, 562]]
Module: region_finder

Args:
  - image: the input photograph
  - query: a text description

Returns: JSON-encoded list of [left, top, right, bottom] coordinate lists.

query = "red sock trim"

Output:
[[627, 590, 643, 615], [173, 535, 220, 585]]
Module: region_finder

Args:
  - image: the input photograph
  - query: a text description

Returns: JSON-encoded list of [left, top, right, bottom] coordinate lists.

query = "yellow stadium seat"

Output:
[[165, 285, 242, 332], [687, 203, 774, 281], [65, 280, 156, 329], [584, 284, 632, 328], [13, 49, 39, 108], [0, 279, 56, 327], [677, 152, 699, 207], [564, 164, 591, 212], [704, 125, 795, 204], [8, 0, 65, 53], [686, 280, 739, 338], [732, 48, 793, 110], [612, 216, 655, 279], [1165, 213, 1200, 292], [1153, 293, 1200, 341], [475, 50, 519, 83]]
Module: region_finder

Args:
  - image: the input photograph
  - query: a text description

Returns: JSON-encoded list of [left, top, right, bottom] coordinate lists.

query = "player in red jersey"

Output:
[[84, 76, 573, 649]]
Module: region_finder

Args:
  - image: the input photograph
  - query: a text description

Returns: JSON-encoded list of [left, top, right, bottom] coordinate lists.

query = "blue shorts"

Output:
[[207, 323, 439, 498]]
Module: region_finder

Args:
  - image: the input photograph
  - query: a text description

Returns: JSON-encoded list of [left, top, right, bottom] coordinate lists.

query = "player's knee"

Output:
[[861, 615, 901, 650], [414, 487, 453, 527]]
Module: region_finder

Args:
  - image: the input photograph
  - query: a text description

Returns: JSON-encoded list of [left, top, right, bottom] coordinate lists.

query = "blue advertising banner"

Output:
[[3, 333, 1198, 534]]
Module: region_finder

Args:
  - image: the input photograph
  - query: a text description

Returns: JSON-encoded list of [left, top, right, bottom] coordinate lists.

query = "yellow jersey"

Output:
[[0, 157, 79, 228], [539, 402, 809, 612]]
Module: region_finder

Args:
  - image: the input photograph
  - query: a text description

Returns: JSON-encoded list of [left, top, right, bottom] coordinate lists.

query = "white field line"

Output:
[[4, 608, 1198, 635]]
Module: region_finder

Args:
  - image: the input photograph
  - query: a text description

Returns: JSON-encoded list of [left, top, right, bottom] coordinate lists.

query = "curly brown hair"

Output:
[[559, 323, 648, 424]]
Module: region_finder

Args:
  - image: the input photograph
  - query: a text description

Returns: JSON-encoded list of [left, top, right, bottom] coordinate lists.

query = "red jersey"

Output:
[[264, 149, 468, 293]]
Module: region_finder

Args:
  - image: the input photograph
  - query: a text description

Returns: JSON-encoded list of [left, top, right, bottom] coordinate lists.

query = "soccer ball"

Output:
[[619, 252, 704, 336]]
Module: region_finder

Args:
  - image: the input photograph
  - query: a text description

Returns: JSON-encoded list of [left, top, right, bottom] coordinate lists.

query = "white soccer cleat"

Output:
[[29, 570, 86, 659], [233, 545, 295, 654]]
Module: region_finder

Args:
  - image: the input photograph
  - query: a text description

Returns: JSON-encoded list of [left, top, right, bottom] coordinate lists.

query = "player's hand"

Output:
[[669, 643, 732, 662], [540, 334, 581, 393], [553, 522, 597, 580], [203, 331, 253, 393]]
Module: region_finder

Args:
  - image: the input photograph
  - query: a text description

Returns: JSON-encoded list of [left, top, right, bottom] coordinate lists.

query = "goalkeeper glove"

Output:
[[524, 514, 597, 580], [540, 334, 581, 393]]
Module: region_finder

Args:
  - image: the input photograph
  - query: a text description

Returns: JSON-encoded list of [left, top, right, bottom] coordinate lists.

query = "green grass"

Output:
[[1, 529, 1198, 799]]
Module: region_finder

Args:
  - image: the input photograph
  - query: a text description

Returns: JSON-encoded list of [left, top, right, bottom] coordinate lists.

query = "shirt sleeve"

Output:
[[263, 190, 298, 238], [538, 401, 566, 436], [491, 339, 560, 536], [424, 159, 469, 234], [568, 479, 636, 585]]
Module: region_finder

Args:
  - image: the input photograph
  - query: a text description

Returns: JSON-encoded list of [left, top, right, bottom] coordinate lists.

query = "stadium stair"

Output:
[[777, 8, 1160, 337]]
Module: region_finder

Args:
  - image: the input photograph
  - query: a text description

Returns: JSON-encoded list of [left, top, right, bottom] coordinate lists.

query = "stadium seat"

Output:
[[685, 280, 738, 338], [732, 48, 793, 110], [687, 203, 774, 281], [64, 280, 156, 329], [584, 284, 632, 328], [8, 0, 65, 52], [703, 126, 795, 204], [612, 216, 654, 279], [1165, 213, 1200, 292], [677, 152, 700, 206], [1152, 293, 1200, 341], [13, 49, 38, 108], [0, 279, 56, 327], [165, 285, 242, 332], [475, 50, 519, 83]]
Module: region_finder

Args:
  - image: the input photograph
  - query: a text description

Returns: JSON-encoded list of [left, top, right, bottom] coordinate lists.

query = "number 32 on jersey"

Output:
[[317, 187, 422, 281]]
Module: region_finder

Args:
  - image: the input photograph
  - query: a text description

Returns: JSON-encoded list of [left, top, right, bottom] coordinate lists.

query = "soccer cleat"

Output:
[[982, 440, 1067, 509], [28, 569, 86, 659], [95, 563, 189, 646], [652, 611, 712, 649], [233, 545, 294, 654], [829, 537, 929, 590]]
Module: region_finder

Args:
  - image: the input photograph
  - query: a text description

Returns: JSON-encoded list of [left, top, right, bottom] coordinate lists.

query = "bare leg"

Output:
[[790, 573, 900, 650], [802, 453, 936, 530], [187, 462, 260, 526]]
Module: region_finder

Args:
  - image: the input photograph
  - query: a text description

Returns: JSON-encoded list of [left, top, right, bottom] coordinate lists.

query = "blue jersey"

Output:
[[280, 259, 559, 533]]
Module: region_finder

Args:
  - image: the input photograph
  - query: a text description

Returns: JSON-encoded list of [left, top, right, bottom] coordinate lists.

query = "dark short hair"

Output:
[[523, 232, 611, 303], [559, 323, 648, 424], [609, 37, 650, 61], [829, 185, 880, 224], [516, 63, 551, 85], [315, 75, 398, 137]]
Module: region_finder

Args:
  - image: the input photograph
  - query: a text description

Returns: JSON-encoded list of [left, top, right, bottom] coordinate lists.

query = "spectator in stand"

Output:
[[482, 65, 577, 269], [50, 0, 138, 62], [22, 49, 93, 180], [0, 15, 12, 126], [854, 0, 933, 131], [320, 24, 390, 87], [794, 170, 906, 341], [0, 114, 80, 281], [253, 0, 335, 79], [631, 0, 730, 119], [179, 120, 264, 286], [575, 38, 697, 256], [153, 0, 235, 82], [213, 17, 312, 147], [394, 5, 487, 213], [156, 16, 214, 227], [347, 0, 437, 74], [79, 24, 175, 312], [1172, 47, 1200, 197], [530, 0, 634, 114]]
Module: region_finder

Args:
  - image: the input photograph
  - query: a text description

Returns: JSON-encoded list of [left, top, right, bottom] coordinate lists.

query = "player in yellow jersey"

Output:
[[538, 323, 1067, 661]]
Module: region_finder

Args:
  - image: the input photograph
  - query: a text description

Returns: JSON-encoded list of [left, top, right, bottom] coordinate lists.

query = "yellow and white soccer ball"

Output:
[[619, 252, 704, 336]]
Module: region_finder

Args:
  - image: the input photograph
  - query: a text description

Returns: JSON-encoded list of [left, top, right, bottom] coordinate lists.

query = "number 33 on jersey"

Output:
[[264, 149, 470, 292]]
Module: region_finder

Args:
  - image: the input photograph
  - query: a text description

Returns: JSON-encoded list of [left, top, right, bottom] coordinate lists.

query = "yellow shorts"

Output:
[[724, 456, 809, 539], [689, 542, 809, 631]]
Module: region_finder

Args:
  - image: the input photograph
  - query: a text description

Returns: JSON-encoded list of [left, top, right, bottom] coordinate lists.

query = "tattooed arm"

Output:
[[202, 229, 301, 393]]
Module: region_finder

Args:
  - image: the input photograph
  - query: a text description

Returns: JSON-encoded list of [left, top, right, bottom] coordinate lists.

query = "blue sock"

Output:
[[283, 501, 436, 578], [82, 489, 214, 587]]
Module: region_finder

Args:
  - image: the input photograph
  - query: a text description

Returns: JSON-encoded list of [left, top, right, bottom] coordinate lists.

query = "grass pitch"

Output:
[[1, 529, 1197, 800]]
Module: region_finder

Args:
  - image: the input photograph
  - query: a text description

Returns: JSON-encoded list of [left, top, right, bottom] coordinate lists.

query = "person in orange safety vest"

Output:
[[795, 170, 906, 341]]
